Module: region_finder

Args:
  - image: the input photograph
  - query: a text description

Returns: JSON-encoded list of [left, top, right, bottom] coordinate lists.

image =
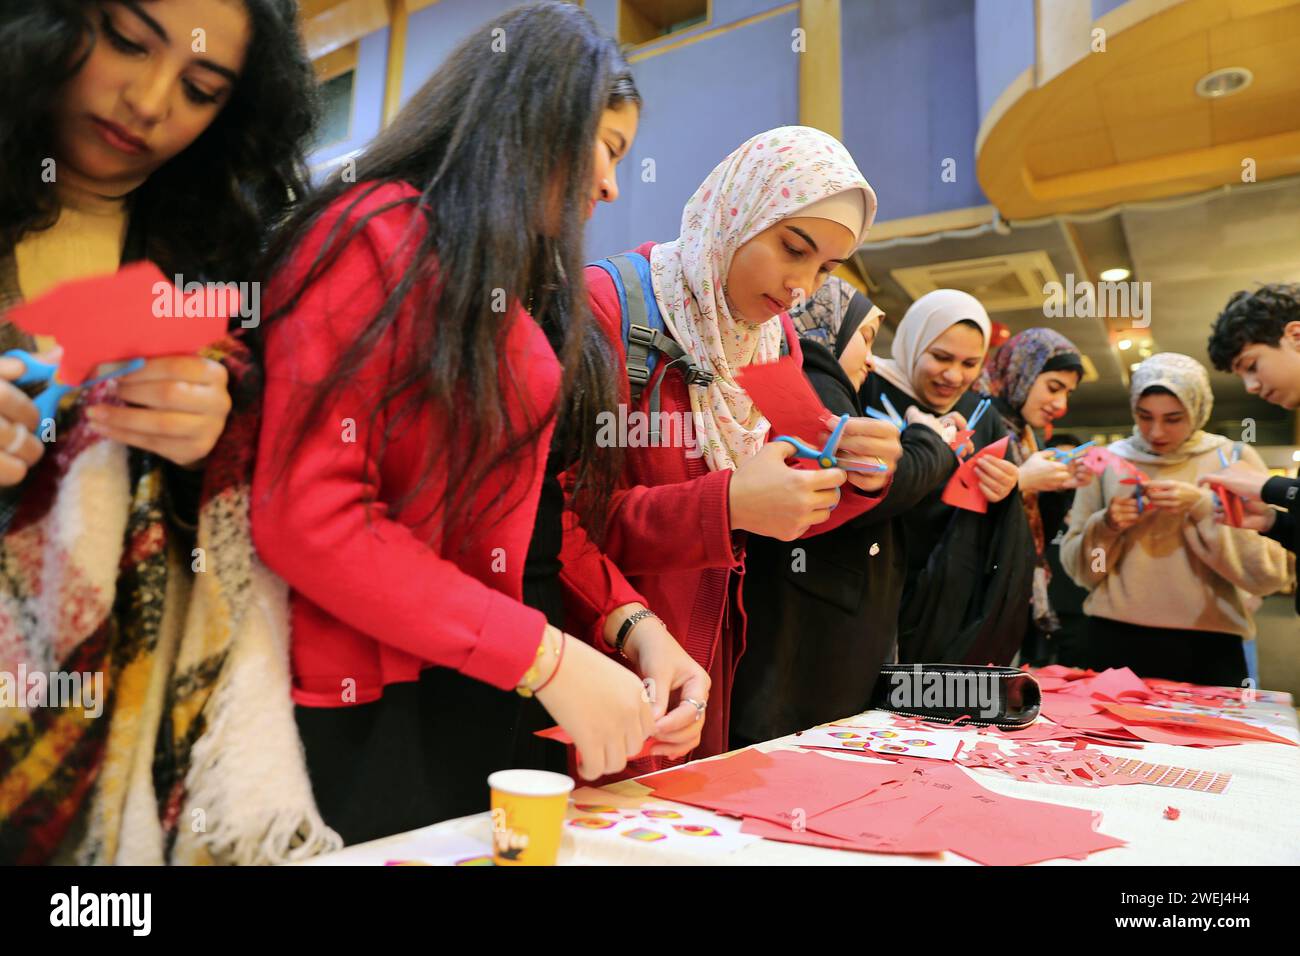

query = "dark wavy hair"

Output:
[[1207, 283, 1300, 372], [0, 0, 318, 281], [258, 1, 640, 543]]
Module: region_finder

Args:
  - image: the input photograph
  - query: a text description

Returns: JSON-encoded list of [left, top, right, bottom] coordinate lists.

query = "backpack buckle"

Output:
[[684, 365, 714, 387]]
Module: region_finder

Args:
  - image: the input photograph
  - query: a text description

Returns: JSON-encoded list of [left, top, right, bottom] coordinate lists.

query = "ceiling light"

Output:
[[1195, 67, 1253, 99], [1118, 339, 1133, 350], [1292, 450, 1300, 463], [1100, 267, 1131, 281], [1130, 362, 1141, 372]]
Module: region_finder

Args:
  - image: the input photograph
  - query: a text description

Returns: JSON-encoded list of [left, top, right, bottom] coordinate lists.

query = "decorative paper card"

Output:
[[797, 725, 965, 761], [564, 787, 760, 856]]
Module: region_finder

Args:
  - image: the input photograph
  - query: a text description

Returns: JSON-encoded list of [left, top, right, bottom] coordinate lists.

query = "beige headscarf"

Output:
[[649, 126, 877, 471], [871, 289, 992, 414], [1113, 352, 1228, 466]]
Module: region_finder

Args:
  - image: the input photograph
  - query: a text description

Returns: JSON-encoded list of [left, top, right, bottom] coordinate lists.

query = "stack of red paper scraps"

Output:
[[1021, 665, 1298, 748], [640, 747, 1126, 865]]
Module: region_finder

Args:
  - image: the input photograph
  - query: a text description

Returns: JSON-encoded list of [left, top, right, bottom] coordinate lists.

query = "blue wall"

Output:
[[973, 0, 1035, 125], [401, 0, 519, 106], [308, 27, 389, 170], [841, 0, 988, 222], [586, 6, 801, 257], [1092, 0, 1129, 19]]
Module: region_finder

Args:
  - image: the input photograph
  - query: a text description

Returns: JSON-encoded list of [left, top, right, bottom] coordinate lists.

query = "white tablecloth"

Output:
[[302, 696, 1300, 866]]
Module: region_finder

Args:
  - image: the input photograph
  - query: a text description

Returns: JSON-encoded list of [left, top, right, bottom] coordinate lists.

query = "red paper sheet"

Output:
[[6, 262, 233, 385], [738, 816, 943, 855], [644, 748, 894, 826], [1096, 703, 1296, 746], [735, 357, 829, 446], [1054, 667, 1154, 702], [534, 726, 660, 760], [941, 435, 1010, 513]]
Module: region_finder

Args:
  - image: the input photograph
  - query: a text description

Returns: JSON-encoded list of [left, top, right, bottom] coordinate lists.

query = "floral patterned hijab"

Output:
[[649, 126, 876, 471]]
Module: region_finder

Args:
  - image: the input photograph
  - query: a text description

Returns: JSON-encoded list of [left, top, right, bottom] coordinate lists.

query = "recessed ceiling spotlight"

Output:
[[1117, 339, 1133, 350], [1195, 67, 1253, 99], [1100, 267, 1131, 282]]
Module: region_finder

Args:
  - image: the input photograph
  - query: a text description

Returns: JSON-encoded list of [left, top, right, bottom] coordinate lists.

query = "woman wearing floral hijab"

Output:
[[861, 289, 1033, 665], [584, 126, 902, 769], [1060, 353, 1292, 685], [978, 328, 1093, 663]]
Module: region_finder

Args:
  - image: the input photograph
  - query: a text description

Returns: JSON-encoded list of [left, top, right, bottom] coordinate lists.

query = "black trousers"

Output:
[[1056, 615, 1248, 688]]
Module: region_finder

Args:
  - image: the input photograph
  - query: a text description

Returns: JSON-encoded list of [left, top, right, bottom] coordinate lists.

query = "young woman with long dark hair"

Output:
[[0, 0, 325, 864], [252, 1, 709, 844]]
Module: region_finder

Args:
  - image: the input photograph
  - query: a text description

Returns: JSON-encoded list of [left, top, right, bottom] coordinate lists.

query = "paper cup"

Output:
[[487, 769, 574, 866]]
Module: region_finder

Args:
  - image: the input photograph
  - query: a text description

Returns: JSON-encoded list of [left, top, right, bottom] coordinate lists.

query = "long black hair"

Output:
[[258, 1, 639, 543], [0, 0, 317, 281]]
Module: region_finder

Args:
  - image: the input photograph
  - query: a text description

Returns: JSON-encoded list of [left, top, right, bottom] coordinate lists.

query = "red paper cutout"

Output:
[[6, 261, 233, 385], [1096, 703, 1296, 747], [534, 726, 660, 761], [941, 435, 1010, 513], [735, 357, 830, 447]]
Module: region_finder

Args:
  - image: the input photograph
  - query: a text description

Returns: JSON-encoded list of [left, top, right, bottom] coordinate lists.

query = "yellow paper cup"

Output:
[[487, 769, 574, 866]]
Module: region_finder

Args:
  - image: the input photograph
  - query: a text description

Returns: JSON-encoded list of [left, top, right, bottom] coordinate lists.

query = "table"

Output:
[[301, 695, 1300, 866]]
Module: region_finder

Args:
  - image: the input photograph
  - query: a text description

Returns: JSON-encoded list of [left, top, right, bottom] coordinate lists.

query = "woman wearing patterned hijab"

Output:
[[1060, 353, 1292, 685], [978, 328, 1092, 660], [585, 127, 903, 771]]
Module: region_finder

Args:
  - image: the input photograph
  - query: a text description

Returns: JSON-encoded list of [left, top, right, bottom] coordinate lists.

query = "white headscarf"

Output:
[[871, 289, 992, 413], [649, 126, 877, 471], [1112, 352, 1228, 465]]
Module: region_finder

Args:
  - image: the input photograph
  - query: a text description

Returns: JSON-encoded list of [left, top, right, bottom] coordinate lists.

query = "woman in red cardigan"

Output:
[[586, 127, 903, 772], [251, 4, 708, 845]]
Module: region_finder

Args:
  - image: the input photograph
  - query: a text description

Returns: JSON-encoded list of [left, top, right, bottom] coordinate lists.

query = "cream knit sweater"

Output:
[[1061, 442, 1294, 638]]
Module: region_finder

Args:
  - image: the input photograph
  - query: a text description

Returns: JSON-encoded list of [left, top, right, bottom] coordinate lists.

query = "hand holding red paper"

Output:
[[941, 436, 1012, 513], [533, 633, 657, 781], [1197, 462, 1268, 502], [5, 262, 236, 468], [617, 613, 712, 759]]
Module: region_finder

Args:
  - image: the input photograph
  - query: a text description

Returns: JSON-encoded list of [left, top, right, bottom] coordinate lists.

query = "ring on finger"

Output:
[[683, 697, 707, 722], [4, 422, 28, 455]]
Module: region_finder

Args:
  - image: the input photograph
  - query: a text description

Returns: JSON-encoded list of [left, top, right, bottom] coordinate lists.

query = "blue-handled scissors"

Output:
[[4, 349, 145, 422], [772, 412, 890, 473]]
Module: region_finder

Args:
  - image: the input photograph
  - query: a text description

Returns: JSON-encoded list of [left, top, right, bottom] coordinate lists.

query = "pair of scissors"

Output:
[[771, 412, 890, 473], [3, 349, 145, 422]]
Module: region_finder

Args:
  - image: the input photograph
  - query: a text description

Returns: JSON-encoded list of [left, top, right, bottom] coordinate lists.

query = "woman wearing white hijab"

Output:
[[861, 289, 1033, 665], [584, 126, 902, 772], [1060, 353, 1291, 685]]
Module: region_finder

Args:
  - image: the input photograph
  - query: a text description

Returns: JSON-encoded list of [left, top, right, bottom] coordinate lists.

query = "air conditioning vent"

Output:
[[891, 251, 1062, 312]]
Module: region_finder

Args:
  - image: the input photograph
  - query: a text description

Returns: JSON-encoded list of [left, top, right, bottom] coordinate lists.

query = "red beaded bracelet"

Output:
[[532, 633, 566, 694]]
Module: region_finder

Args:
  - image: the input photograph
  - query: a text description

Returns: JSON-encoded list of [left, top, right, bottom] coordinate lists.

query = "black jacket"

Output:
[[859, 376, 1035, 666], [731, 341, 957, 743], [1262, 472, 1300, 614]]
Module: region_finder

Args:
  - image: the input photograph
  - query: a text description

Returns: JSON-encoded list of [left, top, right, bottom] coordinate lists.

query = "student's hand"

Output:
[[1197, 463, 1269, 501], [0, 352, 51, 487], [937, 410, 975, 456], [730, 441, 846, 540], [1018, 449, 1073, 494], [1063, 458, 1095, 489], [1105, 494, 1142, 532], [1145, 479, 1205, 515], [819, 415, 900, 493], [86, 355, 231, 468], [534, 628, 656, 781], [1228, 496, 1279, 533], [617, 612, 711, 759], [905, 406, 953, 442], [975, 455, 1018, 502]]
